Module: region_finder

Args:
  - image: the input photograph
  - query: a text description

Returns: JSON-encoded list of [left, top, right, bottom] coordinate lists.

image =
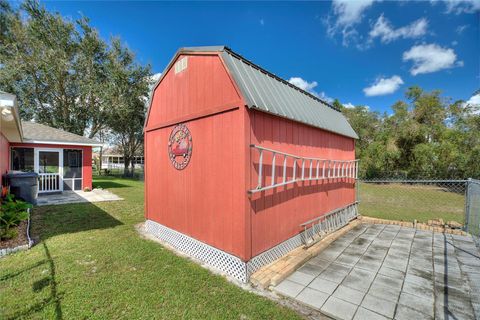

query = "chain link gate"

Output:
[[465, 179, 480, 246]]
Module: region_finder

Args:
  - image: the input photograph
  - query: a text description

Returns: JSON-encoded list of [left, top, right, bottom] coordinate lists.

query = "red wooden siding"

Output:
[[0, 133, 9, 185], [82, 147, 93, 190], [9, 143, 93, 190], [248, 110, 355, 257], [145, 53, 249, 259], [146, 54, 242, 131], [145, 51, 356, 262]]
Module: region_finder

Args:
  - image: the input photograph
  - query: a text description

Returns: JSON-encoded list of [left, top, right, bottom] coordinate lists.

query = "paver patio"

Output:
[[37, 188, 123, 206], [274, 224, 480, 320]]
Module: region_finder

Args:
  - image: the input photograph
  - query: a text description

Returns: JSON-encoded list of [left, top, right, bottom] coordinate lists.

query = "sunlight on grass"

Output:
[[0, 176, 300, 320], [359, 182, 465, 223]]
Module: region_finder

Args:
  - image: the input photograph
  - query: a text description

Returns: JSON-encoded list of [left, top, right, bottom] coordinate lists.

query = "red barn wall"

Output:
[[248, 110, 356, 258], [146, 54, 242, 129], [9, 143, 93, 190], [145, 53, 250, 260], [145, 52, 357, 262], [0, 133, 10, 185]]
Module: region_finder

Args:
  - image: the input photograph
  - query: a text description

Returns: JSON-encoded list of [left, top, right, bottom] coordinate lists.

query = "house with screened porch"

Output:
[[1, 91, 102, 194]]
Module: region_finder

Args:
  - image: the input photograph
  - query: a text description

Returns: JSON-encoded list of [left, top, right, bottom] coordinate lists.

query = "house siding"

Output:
[[0, 132, 9, 185]]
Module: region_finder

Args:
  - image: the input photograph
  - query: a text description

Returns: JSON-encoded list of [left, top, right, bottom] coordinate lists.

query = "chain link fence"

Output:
[[358, 179, 467, 225], [94, 166, 145, 180], [358, 178, 480, 246], [465, 179, 480, 246]]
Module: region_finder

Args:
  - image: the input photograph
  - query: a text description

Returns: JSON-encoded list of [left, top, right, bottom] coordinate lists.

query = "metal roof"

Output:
[[21, 121, 103, 146], [147, 46, 358, 139]]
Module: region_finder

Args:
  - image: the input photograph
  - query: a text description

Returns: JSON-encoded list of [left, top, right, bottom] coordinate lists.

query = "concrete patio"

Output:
[[274, 224, 480, 320], [37, 188, 123, 206]]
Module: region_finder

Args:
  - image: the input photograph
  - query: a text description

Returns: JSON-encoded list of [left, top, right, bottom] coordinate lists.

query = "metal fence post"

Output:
[[355, 178, 360, 204], [465, 178, 471, 232]]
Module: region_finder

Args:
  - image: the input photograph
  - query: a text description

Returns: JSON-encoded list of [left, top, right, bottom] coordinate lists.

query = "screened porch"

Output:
[[10, 147, 84, 193]]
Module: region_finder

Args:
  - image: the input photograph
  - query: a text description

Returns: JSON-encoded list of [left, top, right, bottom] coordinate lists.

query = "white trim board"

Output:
[[23, 139, 103, 147]]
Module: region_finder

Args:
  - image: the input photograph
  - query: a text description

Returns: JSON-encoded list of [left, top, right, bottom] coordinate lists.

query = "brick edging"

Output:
[[359, 216, 467, 236]]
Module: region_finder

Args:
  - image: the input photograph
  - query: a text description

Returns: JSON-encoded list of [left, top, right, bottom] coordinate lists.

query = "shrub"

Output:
[[0, 193, 32, 240]]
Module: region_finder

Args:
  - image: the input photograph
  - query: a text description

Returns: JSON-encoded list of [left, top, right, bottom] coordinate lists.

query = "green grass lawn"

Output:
[[0, 176, 300, 320], [359, 182, 465, 224]]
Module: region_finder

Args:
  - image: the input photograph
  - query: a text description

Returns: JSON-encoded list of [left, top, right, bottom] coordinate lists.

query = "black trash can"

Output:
[[3, 171, 39, 205]]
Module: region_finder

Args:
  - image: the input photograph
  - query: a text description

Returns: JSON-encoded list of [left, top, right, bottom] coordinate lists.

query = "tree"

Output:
[[0, 0, 111, 138], [339, 101, 383, 177], [340, 86, 480, 179], [104, 38, 151, 177], [0, 0, 14, 45]]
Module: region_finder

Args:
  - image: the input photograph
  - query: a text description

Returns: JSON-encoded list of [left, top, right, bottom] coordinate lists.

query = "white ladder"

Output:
[[249, 144, 359, 194]]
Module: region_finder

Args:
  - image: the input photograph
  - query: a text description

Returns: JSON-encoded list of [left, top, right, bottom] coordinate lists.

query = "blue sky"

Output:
[[37, 0, 479, 113]]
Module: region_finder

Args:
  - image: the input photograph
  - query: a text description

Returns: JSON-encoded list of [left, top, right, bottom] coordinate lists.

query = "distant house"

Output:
[[93, 151, 144, 171], [100, 154, 144, 170], [0, 92, 102, 193]]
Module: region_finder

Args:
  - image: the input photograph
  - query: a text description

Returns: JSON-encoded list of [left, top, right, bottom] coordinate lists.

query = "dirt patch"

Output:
[[0, 221, 29, 250]]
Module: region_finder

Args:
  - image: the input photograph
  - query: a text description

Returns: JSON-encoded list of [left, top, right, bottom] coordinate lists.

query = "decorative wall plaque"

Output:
[[168, 123, 192, 170]]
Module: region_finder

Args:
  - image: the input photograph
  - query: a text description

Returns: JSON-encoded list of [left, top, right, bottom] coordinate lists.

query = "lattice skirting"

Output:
[[145, 220, 248, 282], [146, 202, 358, 283]]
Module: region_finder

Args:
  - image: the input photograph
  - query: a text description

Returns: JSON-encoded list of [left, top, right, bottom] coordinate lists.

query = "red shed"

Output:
[[144, 46, 359, 282]]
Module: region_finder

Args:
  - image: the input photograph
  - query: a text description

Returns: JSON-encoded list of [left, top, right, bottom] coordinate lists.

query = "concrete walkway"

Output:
[[37, 189, 123, 206], [274, 224, 480, 320]]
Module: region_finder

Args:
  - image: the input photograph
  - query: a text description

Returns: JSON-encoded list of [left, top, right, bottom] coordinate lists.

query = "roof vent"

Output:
[[175, 57, 188, 74]]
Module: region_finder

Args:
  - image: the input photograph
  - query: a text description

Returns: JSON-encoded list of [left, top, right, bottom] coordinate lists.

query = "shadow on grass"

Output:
[[31, 202, 123, 241], [0, 259, 48, 282], [1, 200, 121, 319], [92, 179, 131, 189], [4, 242, 63, 320]]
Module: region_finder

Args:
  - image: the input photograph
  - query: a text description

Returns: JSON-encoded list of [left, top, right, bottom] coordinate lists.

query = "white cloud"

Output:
[[288, 77, 318, 93], [402, 44, 460, 75], [442, 0, 480, 14], [344, 102, 370, 110], [363, 75, 404, 96], [466, 94, 480, 106], [456, 24, 468, 34], [326, 0, 376, 47], [260, 18, 265, 26], [369, 15, 428, 43], [464, 93, 480, 114], [288, 77, 333, 102], [148, 73, 162, 90], [319, 91, 334, 103], [344, 102, 356, 108], [150, 73, 162, 82], [333, 0, 375, 27]]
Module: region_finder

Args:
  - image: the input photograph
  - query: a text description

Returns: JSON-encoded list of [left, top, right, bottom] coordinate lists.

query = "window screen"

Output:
[[63, 149, 83, 179], [10, 148, 34, 172]]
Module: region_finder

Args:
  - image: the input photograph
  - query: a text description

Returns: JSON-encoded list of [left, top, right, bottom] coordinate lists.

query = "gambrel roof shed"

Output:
[[144, 46, 358, 283], [147, 46, 358, 139]]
